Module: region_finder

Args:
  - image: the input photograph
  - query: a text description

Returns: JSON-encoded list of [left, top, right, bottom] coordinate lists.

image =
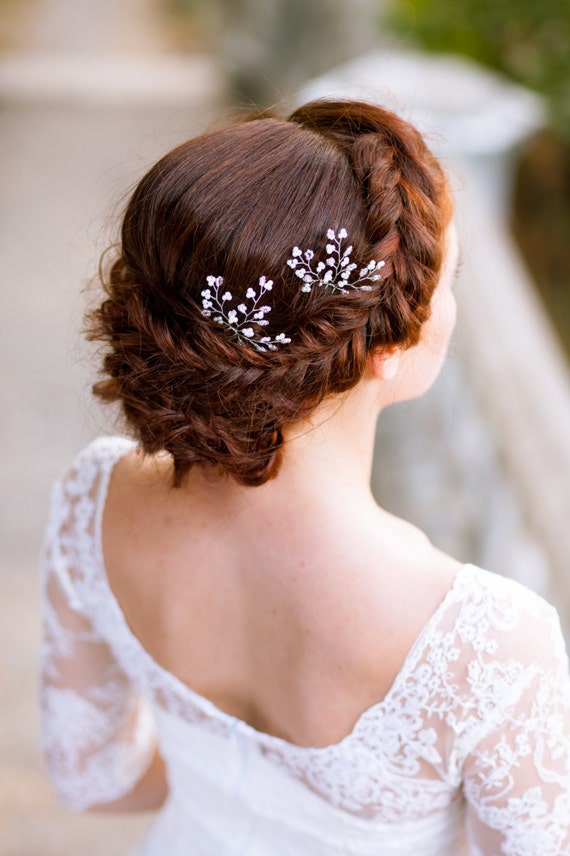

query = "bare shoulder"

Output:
[[104, 447, 174, 523], [109, 446, 171, 492], [380, 509, 463, 592], [102, 448, 175, 572]]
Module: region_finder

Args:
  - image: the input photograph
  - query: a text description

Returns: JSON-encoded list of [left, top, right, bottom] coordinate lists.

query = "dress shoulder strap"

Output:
[[41, 436, 136, 609]]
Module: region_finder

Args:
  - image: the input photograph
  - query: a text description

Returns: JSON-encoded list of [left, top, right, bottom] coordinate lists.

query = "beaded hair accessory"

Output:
[[287, 228, 385, 294], [200, 275, 292, 353], [200, 228, 384, 352]]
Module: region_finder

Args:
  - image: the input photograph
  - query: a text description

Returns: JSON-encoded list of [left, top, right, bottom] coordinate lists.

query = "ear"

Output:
[[366, 345, 402, 382]]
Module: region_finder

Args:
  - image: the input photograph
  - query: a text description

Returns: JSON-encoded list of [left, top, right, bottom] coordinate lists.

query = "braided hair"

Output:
[[87, 100, 452, 486]]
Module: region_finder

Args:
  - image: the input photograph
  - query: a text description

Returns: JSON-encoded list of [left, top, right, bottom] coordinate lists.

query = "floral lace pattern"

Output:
[[40, 437, 570, 855]]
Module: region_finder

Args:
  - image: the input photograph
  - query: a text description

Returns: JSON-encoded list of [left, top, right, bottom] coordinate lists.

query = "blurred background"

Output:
[[1, 0, 569, 852]]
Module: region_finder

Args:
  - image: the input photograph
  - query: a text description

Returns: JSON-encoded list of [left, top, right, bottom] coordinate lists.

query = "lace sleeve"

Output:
[[462, 598, 570, 856], [39, 447, 157, 812]]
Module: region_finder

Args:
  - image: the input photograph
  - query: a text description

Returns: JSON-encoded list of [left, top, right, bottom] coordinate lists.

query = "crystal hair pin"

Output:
[[201, 275, 292, 352], [200, 228, 384, 352], [287, 228, 385, 294]]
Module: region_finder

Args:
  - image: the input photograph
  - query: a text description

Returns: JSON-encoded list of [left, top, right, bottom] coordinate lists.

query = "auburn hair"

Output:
[[87, 99, 453, 486]]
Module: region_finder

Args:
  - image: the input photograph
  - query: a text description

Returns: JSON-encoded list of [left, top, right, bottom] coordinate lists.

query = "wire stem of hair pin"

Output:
[[201, 229, 385, 352]]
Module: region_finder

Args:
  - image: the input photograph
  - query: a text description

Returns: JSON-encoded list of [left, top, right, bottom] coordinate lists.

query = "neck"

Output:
[[277, 385, 380, 499], [178, 368, 400, 526], [190, 375, 386, 517]]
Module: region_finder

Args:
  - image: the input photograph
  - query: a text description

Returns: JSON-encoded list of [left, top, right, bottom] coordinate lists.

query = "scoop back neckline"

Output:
[[90, 435, 477, 753]]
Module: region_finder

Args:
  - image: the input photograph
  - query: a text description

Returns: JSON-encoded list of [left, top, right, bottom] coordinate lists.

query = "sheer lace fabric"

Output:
[[40, 437, 570, 855]]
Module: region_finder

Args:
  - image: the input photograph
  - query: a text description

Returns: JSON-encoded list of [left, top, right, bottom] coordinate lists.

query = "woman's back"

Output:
[[102, 445, 460, 749], [42, 437, 570, 855]]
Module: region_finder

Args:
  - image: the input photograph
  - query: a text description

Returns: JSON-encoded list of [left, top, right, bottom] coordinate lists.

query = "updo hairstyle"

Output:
[[88, 100, 452, 486]]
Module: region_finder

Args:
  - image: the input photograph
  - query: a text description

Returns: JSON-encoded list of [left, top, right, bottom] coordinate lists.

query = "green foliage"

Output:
[[385, 0, 570, 137]]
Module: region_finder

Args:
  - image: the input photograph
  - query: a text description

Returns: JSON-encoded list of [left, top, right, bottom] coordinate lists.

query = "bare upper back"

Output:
[[102, 448, 461, 748]]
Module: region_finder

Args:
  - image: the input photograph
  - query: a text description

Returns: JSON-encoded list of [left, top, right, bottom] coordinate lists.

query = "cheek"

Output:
[[429, 289, 457, 355], [442, 292, 457, 345], [387, 289, 457, 405]]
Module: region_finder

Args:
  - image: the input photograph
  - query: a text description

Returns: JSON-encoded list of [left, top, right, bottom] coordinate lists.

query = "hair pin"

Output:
[[201, 275, 292, 353], [201, 228, 384, 352], [287, 229, 385, 294]]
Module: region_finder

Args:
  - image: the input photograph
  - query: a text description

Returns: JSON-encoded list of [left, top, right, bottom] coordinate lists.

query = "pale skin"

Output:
[[92, 224, 461, 812]]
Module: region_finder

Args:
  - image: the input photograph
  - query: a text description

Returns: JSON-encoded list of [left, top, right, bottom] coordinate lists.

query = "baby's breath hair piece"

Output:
[[201, 228, 385, 352], [201, 275, 292, 352], [287, 228, 385, 294]]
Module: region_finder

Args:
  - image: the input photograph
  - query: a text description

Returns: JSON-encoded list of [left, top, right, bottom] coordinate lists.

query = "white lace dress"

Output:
[[40, 437, 570, 856]]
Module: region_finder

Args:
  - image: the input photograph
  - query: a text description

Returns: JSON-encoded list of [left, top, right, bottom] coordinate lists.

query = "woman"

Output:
[[40, 100, 570, 855]]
